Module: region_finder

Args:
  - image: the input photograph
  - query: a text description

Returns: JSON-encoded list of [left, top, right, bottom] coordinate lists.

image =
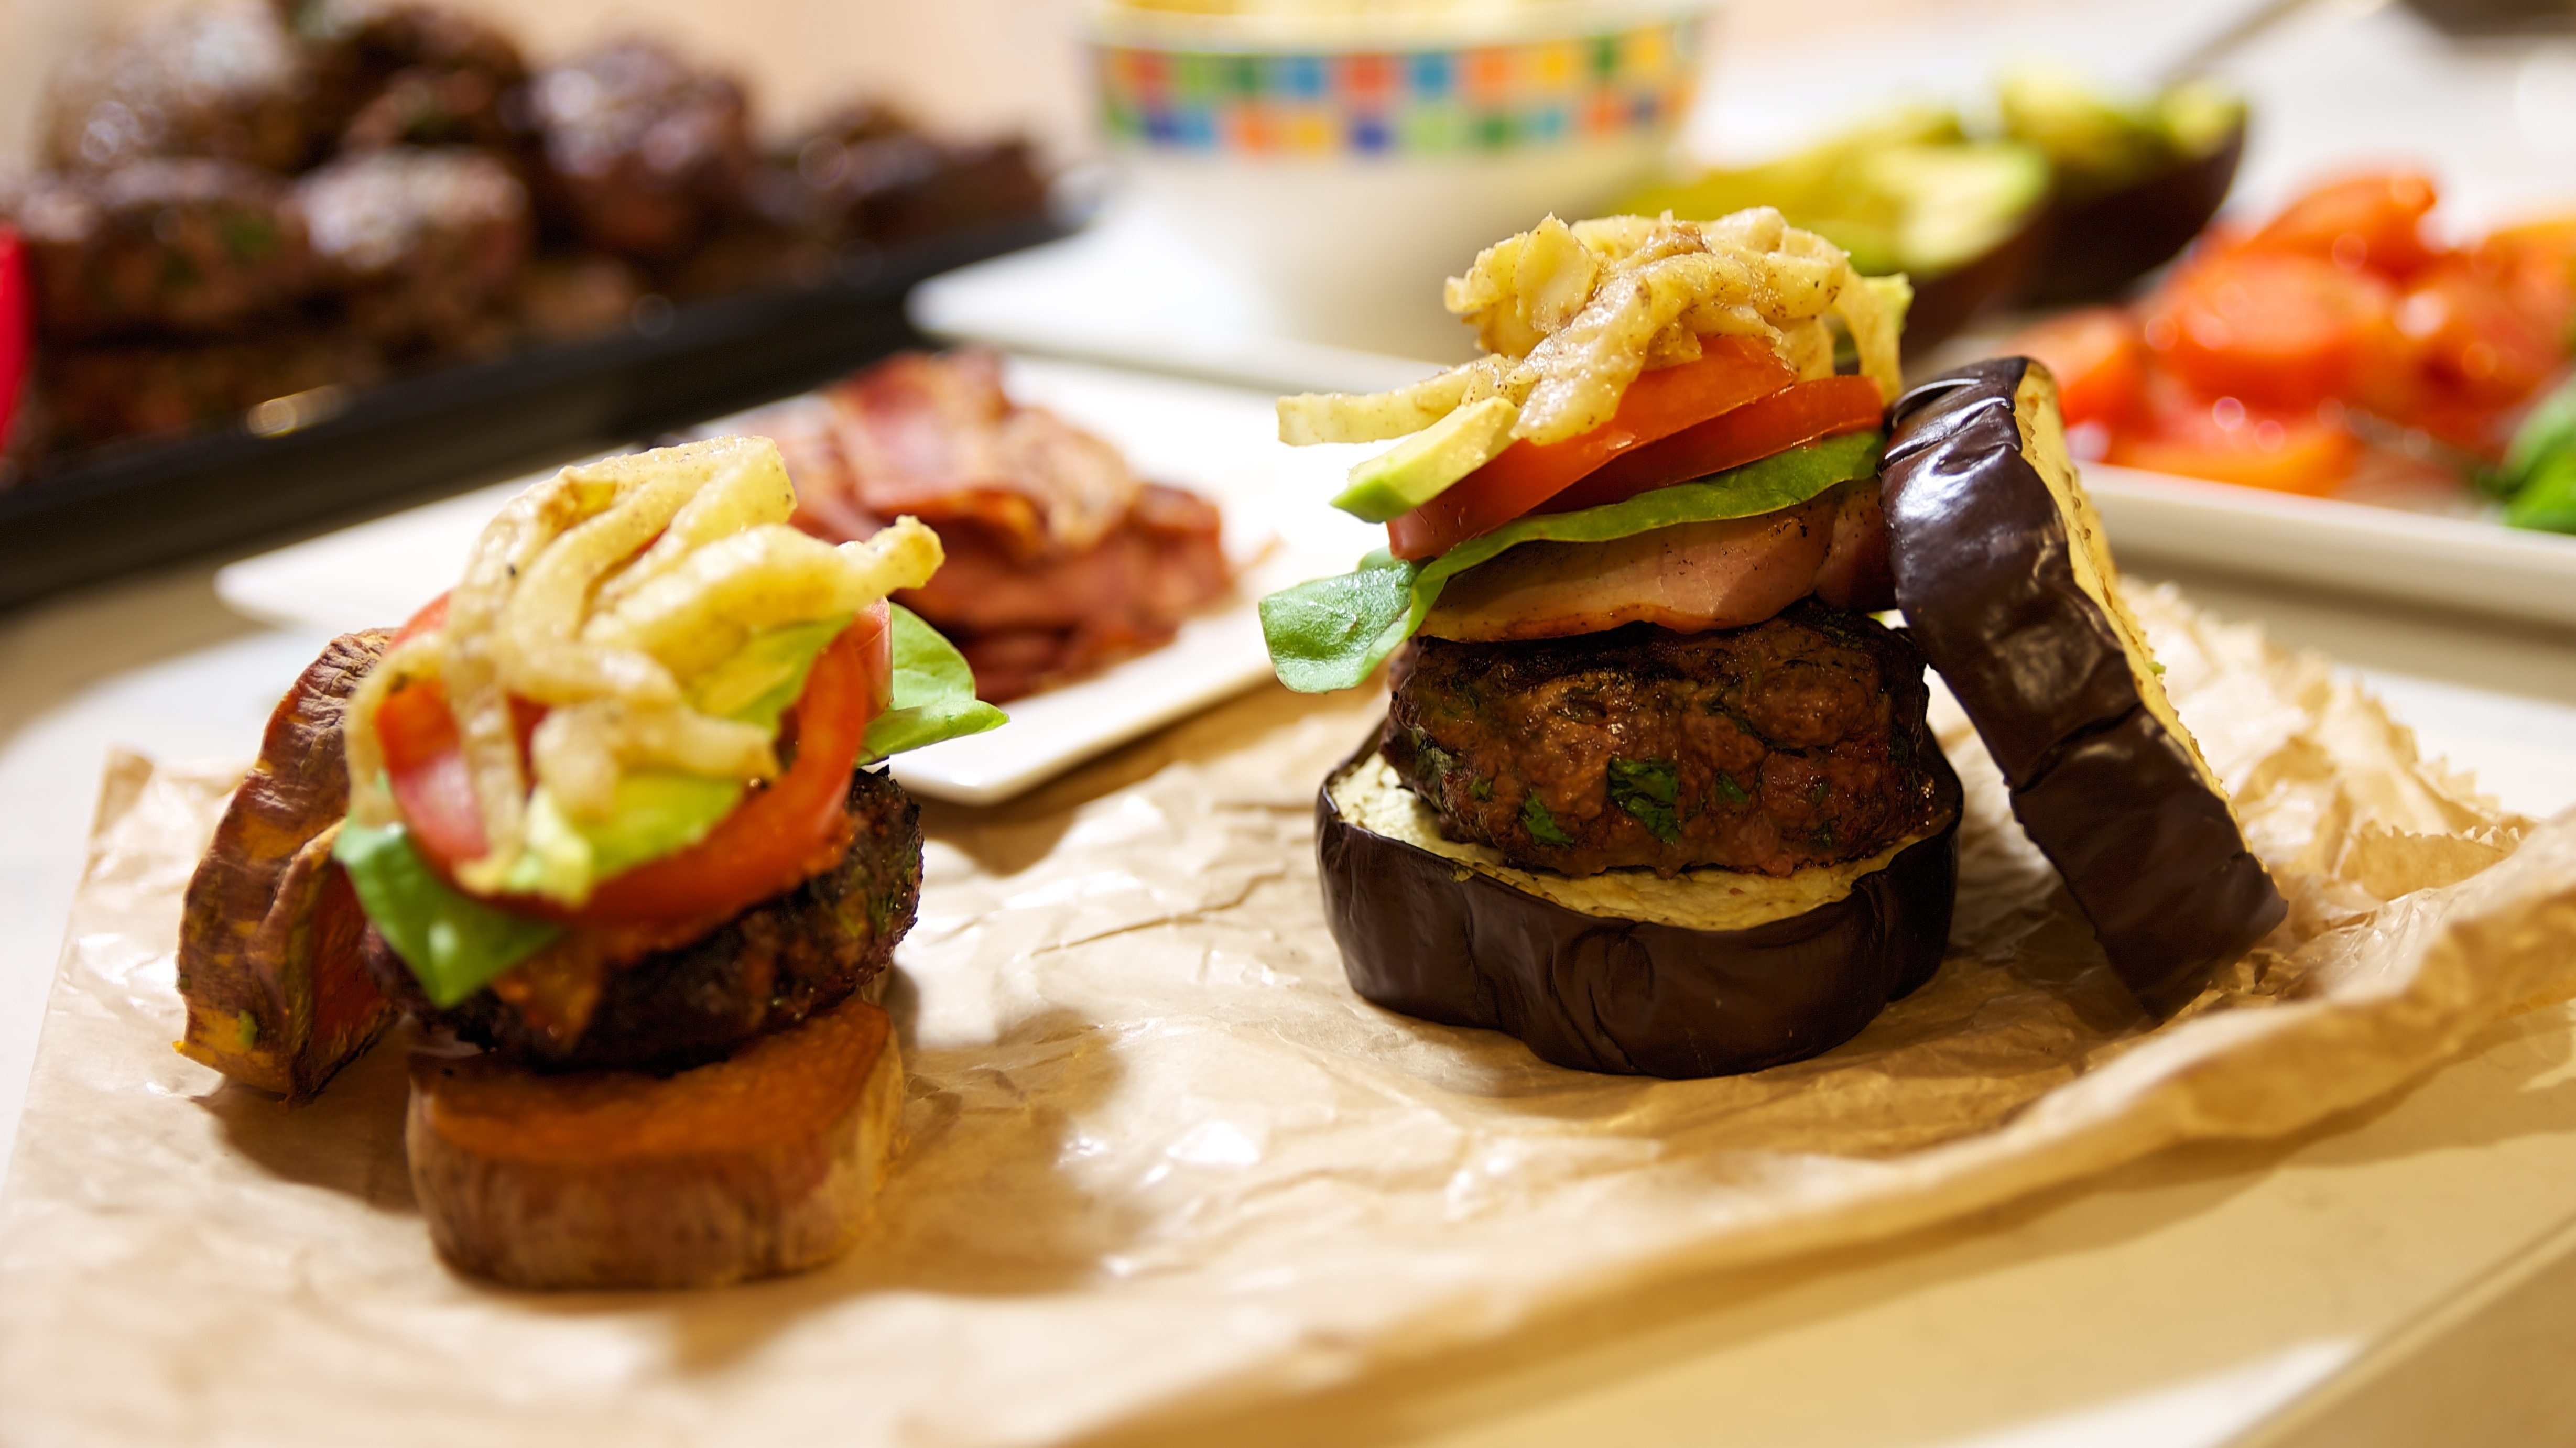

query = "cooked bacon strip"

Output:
[[748, 351, 1232, 701], [823, 348, 1137, 560]]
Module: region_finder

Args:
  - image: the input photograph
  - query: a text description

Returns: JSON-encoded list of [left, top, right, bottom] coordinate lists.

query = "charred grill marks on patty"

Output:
[[1385, 600, 1953, 878], [366, 767, 922, 1073]]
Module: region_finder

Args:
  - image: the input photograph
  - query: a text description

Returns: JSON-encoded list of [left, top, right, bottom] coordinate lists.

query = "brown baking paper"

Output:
[[6, 582, 2576, 1447]]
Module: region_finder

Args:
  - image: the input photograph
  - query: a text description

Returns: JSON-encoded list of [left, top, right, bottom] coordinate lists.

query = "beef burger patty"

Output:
[[366, 767, 921, 1073], [1385, 599, 1952, 878]]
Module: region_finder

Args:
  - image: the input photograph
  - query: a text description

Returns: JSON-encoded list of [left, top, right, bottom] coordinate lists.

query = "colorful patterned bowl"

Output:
[[1082, 1, 1717, 357]]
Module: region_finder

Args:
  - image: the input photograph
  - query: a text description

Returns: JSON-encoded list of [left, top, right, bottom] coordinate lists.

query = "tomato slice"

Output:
[[2106, 374, 2358, 496], [2248, 171, 2441, 279], [2008, 307, 2147, 430], [1385, 337, 1796, 562], [1537, 376, 1885, 516], [2144, 249, 2401, 412], [379, 677, 488, 866], [568, 604, 889, 928], [395, 591, 449, 647], [375, 599, 894, 927]]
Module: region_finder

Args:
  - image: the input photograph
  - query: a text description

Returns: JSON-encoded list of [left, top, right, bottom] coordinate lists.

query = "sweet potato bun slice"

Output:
[[178, 630, 398, 1099], [408, 993, 904, 1289], [1319, 736, 1961, 1079], [1882, 357, 2285, 1011]]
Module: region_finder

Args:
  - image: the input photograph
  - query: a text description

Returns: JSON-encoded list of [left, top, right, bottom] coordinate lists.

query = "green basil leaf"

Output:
[[1259, 431, 1884, 693], [333, 820, 560, 1008], [1607, 757, 1683, 844], [1520, 792, 1574, 845], [863, 603, 1008, 759]]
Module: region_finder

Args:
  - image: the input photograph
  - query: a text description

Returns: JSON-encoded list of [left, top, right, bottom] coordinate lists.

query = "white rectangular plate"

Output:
[[216, 355, 1382, 805], [2082, 463, 2576, 629]]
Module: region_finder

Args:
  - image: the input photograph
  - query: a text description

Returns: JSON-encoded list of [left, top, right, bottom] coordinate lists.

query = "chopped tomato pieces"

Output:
[[1385, 337, 1796, 561], [2009, 307, 2146, 430], [2247, 171, 2441, 278], [2106, 379, 2357, 496], [2390, 259, 2560, 416], [2143, 249, 2401, 412], [1540, 375, 1885, 515]]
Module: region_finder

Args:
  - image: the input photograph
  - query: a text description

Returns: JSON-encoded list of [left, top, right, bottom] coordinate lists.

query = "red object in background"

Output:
[[2106, 374, 2359, 497], [2004, 172, 2573, 496], [2473, 217, 2576, 350], [2143, 248, 2403, 412], [2010, 307, 2147, 429], [0, 228, 27, 456], [1385, 338, 1797, 561], [1539, 375, 1886, 516], [2393, 259, 2561, 415], [2246, 170, 2442, 278]]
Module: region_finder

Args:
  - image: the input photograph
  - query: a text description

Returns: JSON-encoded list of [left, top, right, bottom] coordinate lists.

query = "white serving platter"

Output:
[[2082, 463, 2576, 630], [215, 355, 1382, 805]]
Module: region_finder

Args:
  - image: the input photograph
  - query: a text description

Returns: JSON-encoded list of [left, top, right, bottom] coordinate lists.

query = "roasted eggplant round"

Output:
[[1881, 356, 2285, 1011], [1318, 735, 1962, 1079]]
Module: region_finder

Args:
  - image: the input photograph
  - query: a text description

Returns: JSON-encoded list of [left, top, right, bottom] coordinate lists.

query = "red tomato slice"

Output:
[[2106, 373, 2357, 496], [375, 598, 894, 929], [2249, 171, 2442, 278], [395, 591, 449, 647], [568, 602, 890, 928], [379, 677, 488, 866], [1385, 337, 1796, 562], [1537, 375, 1886, 516], [2008, 307, 2147, 430], [2143, 249, 2401, 412]]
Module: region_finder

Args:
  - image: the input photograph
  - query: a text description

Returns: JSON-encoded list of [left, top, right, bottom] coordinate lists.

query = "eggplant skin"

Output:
[[1318, 732, 1960, 1079], [1882, 356, 2284, 1012], [2021, 121, 2246, 308]]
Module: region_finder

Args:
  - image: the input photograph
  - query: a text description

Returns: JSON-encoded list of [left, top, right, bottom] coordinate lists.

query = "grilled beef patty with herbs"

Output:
[[365, 768, 921, 1073], [1384, 600, 1953, 878]]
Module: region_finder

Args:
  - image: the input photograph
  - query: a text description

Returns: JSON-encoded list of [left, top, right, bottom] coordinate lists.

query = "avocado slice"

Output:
[[1998, 64, 2246, 204], [1623, 112, 2048, 282], [1331, 395, 1520, 522]]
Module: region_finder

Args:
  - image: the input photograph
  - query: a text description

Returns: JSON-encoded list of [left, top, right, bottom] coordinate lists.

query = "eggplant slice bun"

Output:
[[1261, 211, 2283, 1079], [174, 437, 1006, 1288]]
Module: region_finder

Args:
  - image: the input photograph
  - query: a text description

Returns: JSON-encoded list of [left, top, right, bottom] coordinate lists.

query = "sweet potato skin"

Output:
[[177, 629, 396, 1098], [407, 994, 905, 1290]]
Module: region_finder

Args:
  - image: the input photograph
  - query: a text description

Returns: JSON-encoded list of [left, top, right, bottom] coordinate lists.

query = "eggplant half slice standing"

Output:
[[1881, 356, 2285, 1012], [1318, 736, 1962, 1079]]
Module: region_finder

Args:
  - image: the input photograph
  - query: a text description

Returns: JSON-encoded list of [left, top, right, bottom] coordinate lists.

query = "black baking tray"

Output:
[[0, 215, 1062, 613]]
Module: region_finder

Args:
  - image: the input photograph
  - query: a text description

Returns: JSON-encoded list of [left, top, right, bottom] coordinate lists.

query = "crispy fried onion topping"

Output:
[[344, 436, 943, 894], [1277, 210, 1909, 449]]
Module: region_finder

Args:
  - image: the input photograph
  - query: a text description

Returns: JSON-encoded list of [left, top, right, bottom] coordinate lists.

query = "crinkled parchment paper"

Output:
[[6, 583, 2576, 1448]]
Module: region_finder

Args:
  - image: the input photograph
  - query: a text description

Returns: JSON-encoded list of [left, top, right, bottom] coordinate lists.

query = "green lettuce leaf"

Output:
[[333, 820, 562, 1008], [1259, 430, 1883, 693], [341, 605, 1005, 1004], [865, 603, 1009, 759]]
